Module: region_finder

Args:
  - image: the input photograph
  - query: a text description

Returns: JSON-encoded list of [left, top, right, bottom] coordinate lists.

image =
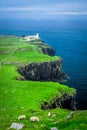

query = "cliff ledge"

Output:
[[18, 58, 66, 82]]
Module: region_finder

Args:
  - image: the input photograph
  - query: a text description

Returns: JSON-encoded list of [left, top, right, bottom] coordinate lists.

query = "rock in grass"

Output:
[[18, 115, 26, 120], [30, 116, 39, 122], [8, 122, 24, 130], [51, 127, 58, 130]]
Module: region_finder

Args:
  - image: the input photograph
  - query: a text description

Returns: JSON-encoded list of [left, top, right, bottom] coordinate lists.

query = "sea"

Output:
[[0, 18, 87, 109]]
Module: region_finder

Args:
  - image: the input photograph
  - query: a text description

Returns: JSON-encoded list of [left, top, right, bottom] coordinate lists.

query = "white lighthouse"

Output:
[[36, 33, 39, 38], [24, 33, 39, 41]]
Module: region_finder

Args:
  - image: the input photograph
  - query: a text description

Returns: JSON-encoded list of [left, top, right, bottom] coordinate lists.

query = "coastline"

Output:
[[0, 35, 87, 130]]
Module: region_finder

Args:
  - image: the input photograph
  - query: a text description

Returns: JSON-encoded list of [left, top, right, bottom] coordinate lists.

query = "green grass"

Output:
[[0, 65, 75, 110], [0, 36, 87, 130], [0, 65, 76, 130], [0, 36, 59, 64], [3, 52, 58, 63], [45, 110, 87, 130]]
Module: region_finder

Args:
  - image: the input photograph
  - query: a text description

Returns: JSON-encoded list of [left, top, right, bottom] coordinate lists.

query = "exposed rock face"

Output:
[[40, 46, 55, 56], [18, 59, 66, 82], [32, 39, 55, 56], [41, 93, 76, 110], [17, 38, 76, 110]]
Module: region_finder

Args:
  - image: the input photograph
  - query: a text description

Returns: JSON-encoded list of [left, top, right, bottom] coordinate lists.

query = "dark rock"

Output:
[[41, 93, 76, 110], [18, 59, 66, 82], [41, 47, 55, 56]]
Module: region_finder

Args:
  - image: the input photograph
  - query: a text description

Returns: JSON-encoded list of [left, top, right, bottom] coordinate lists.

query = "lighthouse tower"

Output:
[[36, 33, 39, 38]]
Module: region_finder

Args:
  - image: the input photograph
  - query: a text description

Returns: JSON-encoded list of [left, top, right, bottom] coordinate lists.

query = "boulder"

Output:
[[51, 127, 58, 130], [8, 123, 24, 130]]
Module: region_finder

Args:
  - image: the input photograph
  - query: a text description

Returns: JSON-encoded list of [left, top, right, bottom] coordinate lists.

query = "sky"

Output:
[[0, 0, 87, 19]]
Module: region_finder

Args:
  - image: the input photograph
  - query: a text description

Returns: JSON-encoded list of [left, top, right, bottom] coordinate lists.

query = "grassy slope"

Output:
[[0, 36, 87, 130], [0, 36, 58, 63]]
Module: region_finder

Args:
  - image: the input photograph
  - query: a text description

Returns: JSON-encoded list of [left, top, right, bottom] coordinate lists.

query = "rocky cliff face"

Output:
[[41, 93, 76, 110], [18, 59, 66, 82], [39, 46, 55, 56], [17, 38, 76, 110]]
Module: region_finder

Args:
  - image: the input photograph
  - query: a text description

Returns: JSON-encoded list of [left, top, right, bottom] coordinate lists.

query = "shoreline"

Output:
[[0, 35, 87, 130]]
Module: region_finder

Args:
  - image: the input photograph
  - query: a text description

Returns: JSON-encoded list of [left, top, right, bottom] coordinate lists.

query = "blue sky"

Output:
[[0, 0, 87, 19]]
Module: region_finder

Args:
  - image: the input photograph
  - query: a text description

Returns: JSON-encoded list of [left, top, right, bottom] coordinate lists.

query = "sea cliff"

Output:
[[0, 36, 81, 130], [18, 59, 66, 82]]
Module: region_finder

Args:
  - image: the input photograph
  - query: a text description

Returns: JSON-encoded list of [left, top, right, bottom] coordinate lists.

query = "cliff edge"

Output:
[[18, 59, 66, 82]]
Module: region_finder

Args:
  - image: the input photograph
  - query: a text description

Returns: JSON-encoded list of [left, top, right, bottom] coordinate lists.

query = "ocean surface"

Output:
[[0, 19, 87, 109]]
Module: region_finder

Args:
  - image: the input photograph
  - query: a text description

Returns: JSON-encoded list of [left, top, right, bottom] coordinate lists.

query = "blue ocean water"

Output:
[[40, 30, 87, 109], [0, 19, 87, 109]]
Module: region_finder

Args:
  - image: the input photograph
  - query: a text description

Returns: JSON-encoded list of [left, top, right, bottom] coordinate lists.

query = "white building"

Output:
[[24, 33, 39, 41]]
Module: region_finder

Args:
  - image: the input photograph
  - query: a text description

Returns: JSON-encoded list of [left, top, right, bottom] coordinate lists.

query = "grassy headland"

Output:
[[0, 36, 87, 130], [0, 36, 58, 64]]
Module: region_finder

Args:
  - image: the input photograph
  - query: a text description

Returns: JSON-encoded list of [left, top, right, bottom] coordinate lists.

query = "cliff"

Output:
[[18, 58, 66, 82], [0, 36, 80, 130], [41, 93, 76, 110], [38, 44, 55, 56], [28, 39, 56, 56]]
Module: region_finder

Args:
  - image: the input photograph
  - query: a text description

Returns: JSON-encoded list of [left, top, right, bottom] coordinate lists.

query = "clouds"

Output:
[[0, 0, 87, 19], [0, 0, 87, 7], [45, 12, 87, 15], [0, 1, 87, 12], [1, 7, 87, 15]]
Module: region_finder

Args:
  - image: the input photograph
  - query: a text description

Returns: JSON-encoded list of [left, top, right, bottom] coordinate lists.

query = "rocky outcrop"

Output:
[[18, 59, 66, 82], [28, 38, 55, 56], [39, 40, 55, 56], [17, 38, 76, 110], [41, 93, 76, 110], [39, 46, 55, 56]]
